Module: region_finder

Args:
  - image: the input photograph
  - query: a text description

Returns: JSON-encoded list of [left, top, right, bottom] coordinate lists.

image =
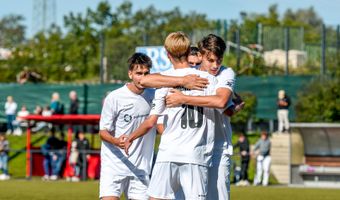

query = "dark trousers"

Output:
[[240, 159, 249, 181], [6, 114, 15, 132]]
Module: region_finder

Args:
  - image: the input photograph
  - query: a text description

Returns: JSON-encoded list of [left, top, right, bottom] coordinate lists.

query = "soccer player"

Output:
[[165, 34, 236, 200], [99, 53, 156, 200], [125, 31, 228, 200], [188, 46, 202, 67]]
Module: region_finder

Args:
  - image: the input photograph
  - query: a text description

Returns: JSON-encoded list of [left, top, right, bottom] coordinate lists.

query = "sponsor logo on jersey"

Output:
[[174, 86, 191, 91], [123, 103, 134, 108]]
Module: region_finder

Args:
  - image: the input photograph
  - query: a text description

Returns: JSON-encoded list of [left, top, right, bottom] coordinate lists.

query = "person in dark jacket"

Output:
[[277, 90, 291, 133], [74, 132, 90, 181], [234, 133, 250, 186], [69, 90, 79, 114]]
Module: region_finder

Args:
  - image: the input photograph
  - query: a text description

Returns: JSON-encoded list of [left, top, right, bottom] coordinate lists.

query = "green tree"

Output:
[[231, 92, 257, 124], [295, 78, 340, 122], [0, 15, 26, 47]]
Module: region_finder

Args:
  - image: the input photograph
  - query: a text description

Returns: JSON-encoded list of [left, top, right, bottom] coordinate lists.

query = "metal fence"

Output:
[[102, 22, 339, 80]]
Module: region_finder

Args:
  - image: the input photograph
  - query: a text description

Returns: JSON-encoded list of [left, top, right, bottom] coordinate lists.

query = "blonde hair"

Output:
[[164, 31, 191, 62]]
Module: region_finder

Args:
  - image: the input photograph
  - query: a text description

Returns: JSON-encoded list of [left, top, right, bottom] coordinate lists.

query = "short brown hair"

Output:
[[164, 31, 191, 62], [127, 53, 152, 71], [198, 34, 226, 59]]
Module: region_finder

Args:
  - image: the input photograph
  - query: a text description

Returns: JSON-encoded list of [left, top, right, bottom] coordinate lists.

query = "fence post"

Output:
[[223, 20, 228, 42], [257, 23, 263, 46], [285, 27, 290, 75], [216, 19, 221, 36], [143, 33, 149, 46], [83, 84, 88, 115], [82, 151, 87, 180], [321, 24, 326, 75], [337, 25, 340, 66], [83, 84, 88, 132], [26, 127, 31, 180], [236, 29, 241, 69], [100, 31, 105, 84], [300, 26, 305, 50]]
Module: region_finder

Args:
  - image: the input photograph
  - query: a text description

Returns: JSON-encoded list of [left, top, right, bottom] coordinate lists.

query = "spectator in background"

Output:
[[50, 92, 64, 135], [74, 132, 90, 181], [50, 92, 64, 115], [4, 96, 17, 135], [55, 133, 67, 179], [32, 106, 52, 133], [42, 106, 52, 116], [68, 138, 80, 182], [12, 105, 30, 136], [188, 46, 202, 67], [34, 105, 43, 115], [69, 90, 80, 133], [234, 133, 250, 186], [69, 90, 79, 114], [277, 90, 291, 133], [0, 134, 10, 180], [41, 132, 60, 181], [253, 131, 271, 186]]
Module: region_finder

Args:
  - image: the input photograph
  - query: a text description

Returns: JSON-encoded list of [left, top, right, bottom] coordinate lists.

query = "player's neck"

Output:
[[126, 83, 144, 95], [172, 61, 190, 69]]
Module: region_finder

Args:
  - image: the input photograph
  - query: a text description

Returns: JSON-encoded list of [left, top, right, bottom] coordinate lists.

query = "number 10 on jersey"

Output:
[[181, 105, 204, 129]]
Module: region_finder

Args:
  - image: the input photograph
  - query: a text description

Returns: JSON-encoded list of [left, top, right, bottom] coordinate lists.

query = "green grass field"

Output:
[[0, 180, 339, 200]]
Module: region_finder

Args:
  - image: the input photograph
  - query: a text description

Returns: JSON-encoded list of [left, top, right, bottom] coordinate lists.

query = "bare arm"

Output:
[[156, 124, 164, 135], [166, 87, 232, 109], [99, 130, 127, 149], [224, 93, 245, 116], [140, 74, 209, 90], [124, 115, 158, 154]]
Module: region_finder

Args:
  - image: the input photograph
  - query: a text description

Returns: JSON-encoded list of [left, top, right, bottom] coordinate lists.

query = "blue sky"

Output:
[[1, 0, 339, 37]]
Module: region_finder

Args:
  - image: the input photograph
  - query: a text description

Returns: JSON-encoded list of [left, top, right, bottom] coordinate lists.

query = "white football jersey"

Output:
[[214, 66, 235, 155], [99, 85, 156, 176], [150, 67, 218, 167]]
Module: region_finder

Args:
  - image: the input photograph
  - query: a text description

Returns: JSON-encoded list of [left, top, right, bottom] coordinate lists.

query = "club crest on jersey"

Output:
[[124, 114, 132, 122]]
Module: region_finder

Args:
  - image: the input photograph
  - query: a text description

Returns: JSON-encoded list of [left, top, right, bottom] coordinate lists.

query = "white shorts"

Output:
[[207, 151, 231, 200], [148, 162, 208, 200], [99, 172, 149, 199]]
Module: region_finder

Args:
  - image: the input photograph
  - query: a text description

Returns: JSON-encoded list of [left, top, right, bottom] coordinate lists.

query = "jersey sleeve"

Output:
[[216, 98, 234, 114], [216, 67, 235, 92], [149, 88, 168, 116], [157, 115, 164, 124], [99, 94, 117, 132]]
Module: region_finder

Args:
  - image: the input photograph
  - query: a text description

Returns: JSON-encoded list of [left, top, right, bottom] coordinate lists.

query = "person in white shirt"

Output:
[[12, 105, 30, 136], [165, 34, 238, 200], [99, 53, 156, 200], [124, 32, 231, 200], [4, 96, 17, 135]]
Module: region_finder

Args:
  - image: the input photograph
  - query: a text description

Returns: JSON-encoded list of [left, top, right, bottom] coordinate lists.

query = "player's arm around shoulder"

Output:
[[139, 72, 208, 90], [165, 74, 231, 109]]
